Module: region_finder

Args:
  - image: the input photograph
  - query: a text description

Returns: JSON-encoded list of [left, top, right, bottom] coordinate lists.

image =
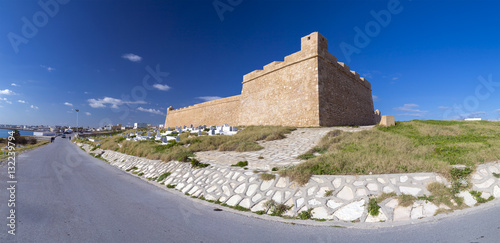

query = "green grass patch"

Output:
[[166, 184, 176, 188]]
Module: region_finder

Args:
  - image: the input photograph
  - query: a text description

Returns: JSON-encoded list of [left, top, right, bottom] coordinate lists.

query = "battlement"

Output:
[[168, 95, 240, 113], [242, 32, 371, 90]]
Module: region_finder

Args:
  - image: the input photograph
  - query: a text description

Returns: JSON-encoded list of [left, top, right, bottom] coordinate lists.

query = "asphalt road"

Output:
[[0, 138, 499, 242]]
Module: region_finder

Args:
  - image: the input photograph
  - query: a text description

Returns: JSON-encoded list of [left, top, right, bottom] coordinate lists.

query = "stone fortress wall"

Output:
[[165, 32, 377, 128]]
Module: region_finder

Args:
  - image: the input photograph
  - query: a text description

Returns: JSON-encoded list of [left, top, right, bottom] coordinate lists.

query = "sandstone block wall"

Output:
[[165, 32, 377, 128], [238, 49, 320, 127], [165, 95, 240, 127]]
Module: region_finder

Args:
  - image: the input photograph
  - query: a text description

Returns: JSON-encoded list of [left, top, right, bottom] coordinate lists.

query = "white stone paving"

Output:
[[195, 126, 374, 170], [77, 134, 500, 224]]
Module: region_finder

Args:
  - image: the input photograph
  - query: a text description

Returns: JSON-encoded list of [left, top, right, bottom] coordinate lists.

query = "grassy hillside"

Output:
[[280, 120, 500, 184]]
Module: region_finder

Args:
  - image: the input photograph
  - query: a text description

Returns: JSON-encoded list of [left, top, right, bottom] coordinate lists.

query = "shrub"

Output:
[[28, 137, 37, 145], [166, 184, 176, 188]]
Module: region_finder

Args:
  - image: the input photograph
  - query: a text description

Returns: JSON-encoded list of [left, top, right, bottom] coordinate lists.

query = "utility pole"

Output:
[[76, 109, 79, 134]]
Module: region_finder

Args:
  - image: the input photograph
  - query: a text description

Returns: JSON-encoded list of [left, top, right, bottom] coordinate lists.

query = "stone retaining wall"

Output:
[[79, 143, 500, 223]]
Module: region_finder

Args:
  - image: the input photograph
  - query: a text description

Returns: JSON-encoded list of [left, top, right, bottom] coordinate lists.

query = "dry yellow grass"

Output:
[[97, 126, 295, 163]]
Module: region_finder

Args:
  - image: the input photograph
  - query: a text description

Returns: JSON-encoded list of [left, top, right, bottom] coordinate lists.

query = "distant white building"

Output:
[[465, 118, 482, 121], [134, 123, 147, 129], [158, 124, 164, 128]]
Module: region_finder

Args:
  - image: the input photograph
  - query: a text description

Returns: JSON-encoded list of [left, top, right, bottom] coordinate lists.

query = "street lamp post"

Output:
[[76, 109, 79, 134]]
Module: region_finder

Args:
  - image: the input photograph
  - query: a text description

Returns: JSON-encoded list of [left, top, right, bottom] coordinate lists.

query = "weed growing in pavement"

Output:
[[398, 194, 417, 207], [427, 182, 465, 211], [260, 173, 276, 181], [324, 190, 333, 197], [417, 194, 434, 203], [231, 161, 248, 167], [469, 190, 495, 204], [297, 209, 313, 220], [493, 172, 500, 178], [376, 192, 397, 203], [126, 166, 138, 172], [157, 172, 171, 182], [190, 158, 209, 168], [367, 198, 381, 216], [166, 184, 176, 188], [263, 200, 291, 216]]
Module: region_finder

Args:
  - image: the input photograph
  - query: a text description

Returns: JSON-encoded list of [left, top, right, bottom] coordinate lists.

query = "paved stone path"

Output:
[[78, 139, 500, 224], [195, 126, 374, 170]]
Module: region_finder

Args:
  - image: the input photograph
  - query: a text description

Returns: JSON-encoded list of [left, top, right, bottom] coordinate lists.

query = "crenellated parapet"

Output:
[[243, 32, 371, 90]]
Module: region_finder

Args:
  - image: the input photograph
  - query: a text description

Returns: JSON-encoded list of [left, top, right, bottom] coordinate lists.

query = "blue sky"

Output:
[[0, 0, 499, 127]]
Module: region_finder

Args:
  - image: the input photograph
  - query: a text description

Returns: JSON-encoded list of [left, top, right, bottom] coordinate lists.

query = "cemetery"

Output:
[[121, 124, 239, 145]]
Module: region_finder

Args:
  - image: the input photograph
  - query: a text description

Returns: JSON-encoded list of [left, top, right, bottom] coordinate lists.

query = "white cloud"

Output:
[[40, 65, 55, 72], [197, 96, 222, 102], [11, 83, 19, 87], [87, 97, 146, 109], [17, 100, 26, 103], [0, 97, 7, 101], [137, 107, 164, 115], [438, 106, 451, 110], [392, 77, 399, 80], [0, 89, 15, 95], [84, 91, 89, 94], [153, 83, 171, 91], [6, 100, 12, 104], [372, 95, 379, 101], [30, 105, 38, 110], [121, 53, 142, 62], [85, 112, 91, 116], [393, 104, 428, 117], [64, 102, 73, 107]]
